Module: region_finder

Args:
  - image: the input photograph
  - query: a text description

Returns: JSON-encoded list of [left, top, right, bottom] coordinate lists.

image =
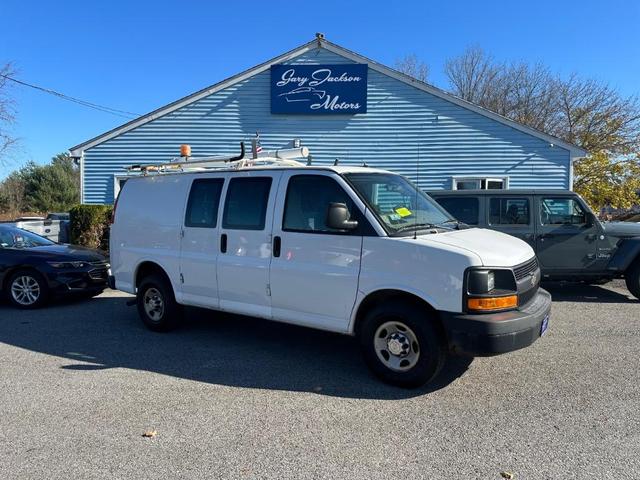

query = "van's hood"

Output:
[[603, 221, 640, 238], [421, 228, 534, 267]]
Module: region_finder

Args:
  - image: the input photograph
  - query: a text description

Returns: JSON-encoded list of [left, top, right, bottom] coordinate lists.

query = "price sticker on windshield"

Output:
[[395, 207, 412, 217]]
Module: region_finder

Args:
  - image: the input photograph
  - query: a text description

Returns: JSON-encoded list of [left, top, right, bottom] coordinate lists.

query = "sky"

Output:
[[1, 0, 639, 178]]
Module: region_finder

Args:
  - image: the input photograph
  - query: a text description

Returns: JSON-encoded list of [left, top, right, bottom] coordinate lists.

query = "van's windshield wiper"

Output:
[[438, 219, 468, 229], [391, 223, 442, 235]]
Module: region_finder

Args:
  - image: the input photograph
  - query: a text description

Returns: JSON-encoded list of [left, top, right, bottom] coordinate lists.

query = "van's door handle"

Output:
[[273, 236, 281, 258], [220, 233, 227, 253]]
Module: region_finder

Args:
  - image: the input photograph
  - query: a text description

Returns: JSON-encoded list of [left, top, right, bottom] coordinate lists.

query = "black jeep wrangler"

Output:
[[429, 189, 640, 299]]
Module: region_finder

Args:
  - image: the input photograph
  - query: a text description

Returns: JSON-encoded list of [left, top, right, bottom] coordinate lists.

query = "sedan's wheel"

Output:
[[6, 270, 48, 309], [136, 274, 180, 332], [359, 302, 446, 388]]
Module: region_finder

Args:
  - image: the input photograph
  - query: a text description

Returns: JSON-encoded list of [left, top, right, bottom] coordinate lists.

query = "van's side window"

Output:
[[222, 177, 272, 230], [283, 175, 356, 233], [489, 198, 530, 225], [434, 197, 479, 225], [184, 179, 224, 228]]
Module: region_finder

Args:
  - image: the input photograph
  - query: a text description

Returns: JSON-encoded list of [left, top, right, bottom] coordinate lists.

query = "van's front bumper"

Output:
[[440, 288, 552, 356]]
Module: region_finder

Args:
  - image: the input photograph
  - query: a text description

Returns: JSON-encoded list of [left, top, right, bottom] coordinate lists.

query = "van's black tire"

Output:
[[136, 274, 181, 332], [5, 269, 49, 309], [625, 261, 640, 300], [358, 302, 446, 388]]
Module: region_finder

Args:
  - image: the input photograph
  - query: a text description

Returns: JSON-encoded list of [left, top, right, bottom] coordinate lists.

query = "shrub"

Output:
[[69, 204, 113, 251]]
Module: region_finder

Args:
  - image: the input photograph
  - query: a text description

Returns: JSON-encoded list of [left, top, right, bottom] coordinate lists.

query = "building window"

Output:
[[452, 177, 508, 190], [113, 176, 129, 199]]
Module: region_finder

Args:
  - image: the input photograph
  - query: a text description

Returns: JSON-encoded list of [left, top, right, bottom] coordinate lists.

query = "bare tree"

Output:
[[443, 45, 640, 209], [555, 75, 640, 154], [444, 47, 640, 155], [0, 62, 17, 161], [444, 46, 500, 105], [395, 54, 429, 82]]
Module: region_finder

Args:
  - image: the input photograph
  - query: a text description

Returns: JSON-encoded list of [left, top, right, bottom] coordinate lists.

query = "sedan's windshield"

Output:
[[0, 226, 56, 248], [344, 173, 453, 234]]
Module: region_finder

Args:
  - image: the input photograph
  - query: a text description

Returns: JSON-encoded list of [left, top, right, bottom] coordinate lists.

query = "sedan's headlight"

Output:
[[47, 261, 87, 269], [465, 268, 518, 312]]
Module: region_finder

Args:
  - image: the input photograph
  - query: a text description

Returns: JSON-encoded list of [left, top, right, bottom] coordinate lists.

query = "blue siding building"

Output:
[[70, 36, 586, 204]]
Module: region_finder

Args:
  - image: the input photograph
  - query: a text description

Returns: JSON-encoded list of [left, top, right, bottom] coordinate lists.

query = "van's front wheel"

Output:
[[137, 275, 180, 331], [358, 303, 446, 388]]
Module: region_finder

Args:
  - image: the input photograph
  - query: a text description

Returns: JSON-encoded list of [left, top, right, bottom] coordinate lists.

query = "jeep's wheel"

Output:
[[358, 303, 446, 388], [136, 274, 180, 331], [6, 270, 49, 309], [625, 262, 640, 300]]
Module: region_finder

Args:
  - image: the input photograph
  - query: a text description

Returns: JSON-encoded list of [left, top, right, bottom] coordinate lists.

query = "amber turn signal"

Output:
[[467, 295, 518, 311]]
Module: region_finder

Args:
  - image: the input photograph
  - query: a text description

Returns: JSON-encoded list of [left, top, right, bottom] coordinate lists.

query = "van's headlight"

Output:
[[465, 268, 518, 312], [47, 261, 87, 269]]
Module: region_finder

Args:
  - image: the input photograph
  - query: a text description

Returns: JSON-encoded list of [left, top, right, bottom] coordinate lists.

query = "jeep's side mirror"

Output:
[[326, 203, 358, 230], [585, 212, 597, 227]]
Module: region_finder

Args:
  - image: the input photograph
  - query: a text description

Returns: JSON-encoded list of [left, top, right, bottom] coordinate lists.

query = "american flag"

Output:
[[255, 132, 263, 153]]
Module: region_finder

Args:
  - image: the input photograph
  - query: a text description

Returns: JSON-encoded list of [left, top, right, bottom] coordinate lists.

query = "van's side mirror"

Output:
[[326, 203, 358, 230]]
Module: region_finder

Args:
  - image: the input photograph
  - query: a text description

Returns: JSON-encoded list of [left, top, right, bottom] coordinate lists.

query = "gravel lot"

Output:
[[0, 281, 638, 479]]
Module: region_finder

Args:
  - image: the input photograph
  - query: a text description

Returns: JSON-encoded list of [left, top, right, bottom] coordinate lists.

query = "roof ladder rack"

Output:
[[125, 143, 310, 174]]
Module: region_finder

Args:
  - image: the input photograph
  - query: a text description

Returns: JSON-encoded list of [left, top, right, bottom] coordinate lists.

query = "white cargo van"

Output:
[[110, 146, 551, 388]]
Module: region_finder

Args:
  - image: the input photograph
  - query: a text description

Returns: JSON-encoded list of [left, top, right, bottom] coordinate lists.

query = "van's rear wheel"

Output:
[[358, 303, 446, 388], [137, 274, 180, 331], [625, 261, 640, 300]]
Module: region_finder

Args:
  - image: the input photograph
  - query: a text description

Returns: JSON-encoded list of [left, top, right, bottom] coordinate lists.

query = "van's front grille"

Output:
[[514, 257, 539, 281], [518, 286, 538, 307]]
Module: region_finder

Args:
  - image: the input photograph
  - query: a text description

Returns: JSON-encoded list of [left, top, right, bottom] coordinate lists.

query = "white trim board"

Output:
[[69, 37, 587, 158]]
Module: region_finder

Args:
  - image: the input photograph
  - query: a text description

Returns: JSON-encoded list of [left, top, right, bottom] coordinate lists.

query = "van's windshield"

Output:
[[344, 173, 454, 235]]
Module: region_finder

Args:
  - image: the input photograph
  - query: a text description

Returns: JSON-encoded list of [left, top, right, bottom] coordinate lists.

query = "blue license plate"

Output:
[[540, 314, 550, 336]]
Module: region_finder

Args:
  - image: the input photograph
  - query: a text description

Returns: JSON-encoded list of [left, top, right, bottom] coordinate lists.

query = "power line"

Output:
[[0, 74, 141, 119]]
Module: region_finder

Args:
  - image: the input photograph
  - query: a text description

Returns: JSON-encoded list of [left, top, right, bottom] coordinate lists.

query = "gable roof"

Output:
[[69, 37, 587, 157]]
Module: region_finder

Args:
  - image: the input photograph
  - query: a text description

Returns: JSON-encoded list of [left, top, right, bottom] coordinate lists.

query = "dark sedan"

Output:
[[0, 225, 109, 308]]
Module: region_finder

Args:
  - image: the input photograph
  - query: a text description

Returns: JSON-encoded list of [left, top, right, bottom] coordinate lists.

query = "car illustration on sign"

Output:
[[278, 87, 326, 102]]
